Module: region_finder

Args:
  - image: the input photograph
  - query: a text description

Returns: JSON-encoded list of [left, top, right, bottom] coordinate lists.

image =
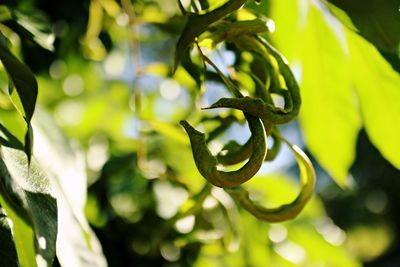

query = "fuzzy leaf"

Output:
[[0, 146, 57, 267]]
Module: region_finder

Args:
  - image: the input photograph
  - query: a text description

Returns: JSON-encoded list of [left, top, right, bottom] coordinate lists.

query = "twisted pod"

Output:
[[174, 0, 315, 222], [180, 113, 266, 188]]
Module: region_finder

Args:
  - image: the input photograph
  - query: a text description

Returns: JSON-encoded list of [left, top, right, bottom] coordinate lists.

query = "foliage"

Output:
[[0, 0, 399, 266]]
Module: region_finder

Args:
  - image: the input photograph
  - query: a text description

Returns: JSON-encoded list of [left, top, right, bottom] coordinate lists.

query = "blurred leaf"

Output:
[[270, 1, 361, 187], [149, 120, 189, 145], [289, 225, 361, 267], [345, 224, 393, 261], [0, 146, 57, 267], [99, 0, 120, 17], [0, 6, 12, 22], [7, 9, 55, 51], [226, 137, 315, 222], [0, 209, 19, 267], [194, 175, 359, 266], [32, 109, 108, 267], [327, 0, 400, 57], [161, 134, 204, 191], [347, 30, 400, 170]]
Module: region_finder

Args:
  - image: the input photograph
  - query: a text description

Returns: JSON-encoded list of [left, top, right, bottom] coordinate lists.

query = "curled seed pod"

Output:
[[201, 114, 238, 143], [207, 19, 269, 46], [225, 136, 316, 222], [174, 0, 248, 72], [207, 35, 300, 124], [180, 113, 267, 188], [204, 96, 293, 124], [264, 130, 281, 161], [269, 87, 293, 110], [258, 36, 301, 116], [216, 139, 252, 165], [217, 125, 280, 165]]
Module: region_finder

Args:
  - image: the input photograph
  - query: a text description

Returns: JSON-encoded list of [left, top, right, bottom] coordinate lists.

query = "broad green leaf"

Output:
[[327, 0, 400, 56], [0, 146, 57, 267], [32, 109, 108, 267], [270, 1, 361, 187], [289, 225, 361, 267], [347, 31, 400, 169], [0, 208, 19, 267]]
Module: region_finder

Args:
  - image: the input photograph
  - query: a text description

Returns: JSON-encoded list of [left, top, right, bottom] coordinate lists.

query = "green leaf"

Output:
[[347, 30, 400, 169], [327, 0, 400, 56], [32, 109, 108, 267], [270, 1, 361, 187], [0, 123, 24, 150], [0, 194, 37, 267], [12, 9, 55, 51], [289, 225, 361, 267], [148, 119, 189, 145], [0, 209, 19, 267], [0, 146, 57, 267], [0, 5, 12, 22], [0, 32, 38, 161], [0, 33, 38, 122]]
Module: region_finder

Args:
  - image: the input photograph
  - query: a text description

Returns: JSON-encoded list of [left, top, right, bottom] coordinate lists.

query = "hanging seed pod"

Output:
[[180, 113, 267, 188], [225, 135, 315, 222]]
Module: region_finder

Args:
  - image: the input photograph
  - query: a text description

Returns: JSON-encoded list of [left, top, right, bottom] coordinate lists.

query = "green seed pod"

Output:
[[206, 35, 301, 124], [216, 139, 252, 165], [225, 135, 315, 222], [180, 113, 267, 188], [264, 130, 281, 161]]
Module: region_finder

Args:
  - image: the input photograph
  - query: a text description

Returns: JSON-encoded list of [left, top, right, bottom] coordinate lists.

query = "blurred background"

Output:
[[0, 0, 400, 266]]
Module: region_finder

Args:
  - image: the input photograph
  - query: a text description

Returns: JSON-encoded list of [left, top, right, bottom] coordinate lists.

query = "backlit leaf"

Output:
[[270, 0, 361, 187], [348, 31, 400, 169], [32, 109, 108, 267], [327, 0, 400, 56]]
